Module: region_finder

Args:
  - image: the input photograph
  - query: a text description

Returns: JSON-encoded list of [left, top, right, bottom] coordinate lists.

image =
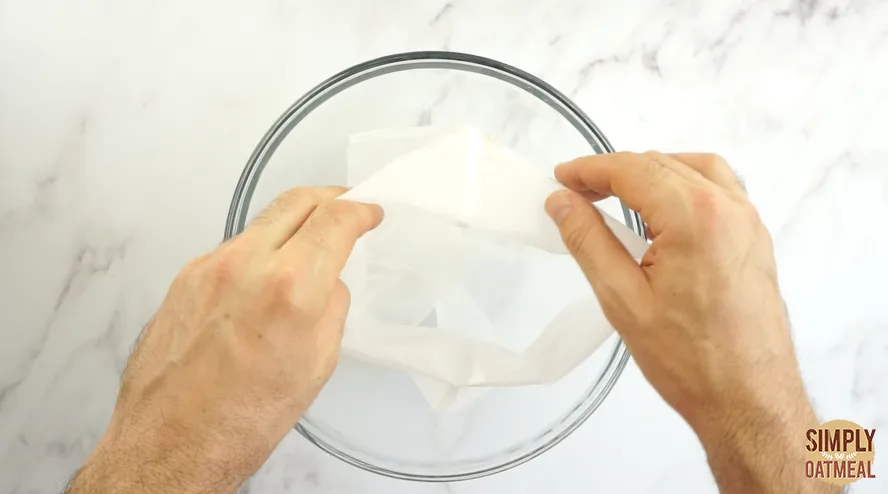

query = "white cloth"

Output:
[[338, 127, 649, 414]]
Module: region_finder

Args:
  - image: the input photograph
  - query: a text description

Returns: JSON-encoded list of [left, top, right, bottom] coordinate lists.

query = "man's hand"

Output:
[[66, 187, 382, 494], [546, 152, 836, 494]]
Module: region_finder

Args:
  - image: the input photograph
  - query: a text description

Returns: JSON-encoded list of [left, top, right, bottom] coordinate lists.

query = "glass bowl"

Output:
[[223, 51, 644, 482]]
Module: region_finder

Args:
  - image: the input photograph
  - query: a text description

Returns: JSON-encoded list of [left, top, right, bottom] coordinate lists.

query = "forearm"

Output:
[[64, 426, 254, 494], [692, 392, 840, 494]]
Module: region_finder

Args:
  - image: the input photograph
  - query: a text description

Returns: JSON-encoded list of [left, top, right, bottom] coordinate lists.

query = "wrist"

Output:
[[692, 388, 817, 458], [683, 341, 816, 440], [692, 378, 817, 441], [686, 372, 832, 493], [67, 420, 257, 494]]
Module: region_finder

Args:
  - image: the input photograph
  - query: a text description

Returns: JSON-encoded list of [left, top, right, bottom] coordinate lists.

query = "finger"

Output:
[[554, 152, 690, 231], [279, 200, 383, 298], [640, 151, 710, 186], [668, 153, 747, 194], [545, 190, 652, 332], [579, 189, 610, 202], [244, 186, 349, 249]]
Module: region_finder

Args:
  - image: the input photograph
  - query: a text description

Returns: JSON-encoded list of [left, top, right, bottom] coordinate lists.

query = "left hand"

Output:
[[67, 186, 382, 494]]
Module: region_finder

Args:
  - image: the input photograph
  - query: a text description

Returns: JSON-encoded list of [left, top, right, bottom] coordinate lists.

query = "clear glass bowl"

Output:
[[224, 52, 644, 482]]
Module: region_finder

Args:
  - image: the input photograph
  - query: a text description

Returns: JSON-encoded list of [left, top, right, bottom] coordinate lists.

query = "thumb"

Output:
[[545, 190, 651, 326]]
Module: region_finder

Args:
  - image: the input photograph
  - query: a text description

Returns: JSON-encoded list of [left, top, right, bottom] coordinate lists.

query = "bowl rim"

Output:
[[223, 50, 642, 483]]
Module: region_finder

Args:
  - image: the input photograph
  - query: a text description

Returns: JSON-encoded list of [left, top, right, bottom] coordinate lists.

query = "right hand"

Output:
[[545, 152, 813, 438]]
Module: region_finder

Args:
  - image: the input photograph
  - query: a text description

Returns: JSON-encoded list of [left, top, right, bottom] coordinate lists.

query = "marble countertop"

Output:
[[1, 0, 886, 492]]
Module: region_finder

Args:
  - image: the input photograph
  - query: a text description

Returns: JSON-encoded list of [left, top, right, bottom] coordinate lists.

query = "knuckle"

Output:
[[322, 345, 342, 371], [641, 150, 666, 161], [263, 266, 326, 318], [707, 153, 729, 169], [640, 152, 671, 179], [205, 242, 250, 281], [207, 252, 240, 284], [752, 214, 772, 237], [702, 153, 731, 179], [268, 269, 297, 298], [616, 151, 641, 160], [737, 198, 760, 219], [691, 189, 763, 240], [563, 223, 594, 257], [740, 202, 768, 236], [179, 255, 207, 277], [697, 155, 720, 175], [690, 188, 727, 225], [690, 188, 720, 212], [335, 281, 351, 306], [289, 290, 326, 320], [703, 154, 747, 192], [173, 254, 215, 292]]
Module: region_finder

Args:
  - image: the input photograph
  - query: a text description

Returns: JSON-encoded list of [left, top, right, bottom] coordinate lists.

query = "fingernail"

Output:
[[546, 190, 573, 223]]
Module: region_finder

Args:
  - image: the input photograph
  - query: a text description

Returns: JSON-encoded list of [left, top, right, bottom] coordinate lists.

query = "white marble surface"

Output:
[[1, 0, 887, 492]]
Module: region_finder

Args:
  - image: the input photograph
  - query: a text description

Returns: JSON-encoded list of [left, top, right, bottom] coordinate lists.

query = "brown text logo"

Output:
[[805, 419, 876, 485]]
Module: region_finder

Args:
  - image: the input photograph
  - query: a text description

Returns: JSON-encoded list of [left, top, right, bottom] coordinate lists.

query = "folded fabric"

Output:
[[338, 127, 649, 414]]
